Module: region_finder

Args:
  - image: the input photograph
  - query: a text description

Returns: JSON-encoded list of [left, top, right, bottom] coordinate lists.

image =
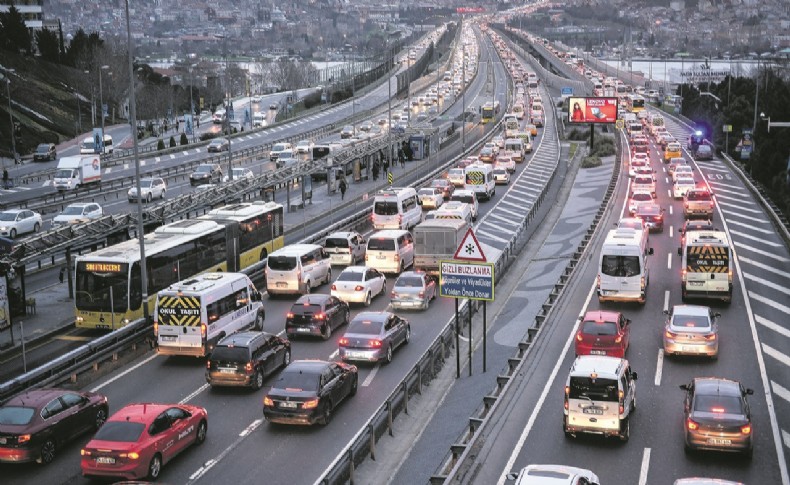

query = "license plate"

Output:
[[688, 281, 704, 287], [377, 255, 386, 259], [707, 438, 731, 446], [276, 282, 287, 288], [219, 368, 236, 374], [96, 456, 116, 464], [280, 401, 297, 409], [583, 408, 604, 415], [161, 335, 176, 341], [296, 327, 311, 333], [680, 346, 699, 352], [590, 350, 606, 355]]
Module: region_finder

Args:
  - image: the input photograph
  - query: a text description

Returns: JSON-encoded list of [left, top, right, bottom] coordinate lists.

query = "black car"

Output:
[[33, 143, 56, 162], [681, 377, 754, 457], [635, 203, 664, 233], [263, 360, 358, 426], [206, 332, 291, 390], [285, 294, 349, 340], [189, 163, 222, 186]]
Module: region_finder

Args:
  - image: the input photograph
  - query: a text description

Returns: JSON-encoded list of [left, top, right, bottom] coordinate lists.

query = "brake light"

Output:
[[682, 269, 687, 279], [119, 451, 140, 460], [418, 291, 425, 298], [391, 291, 396, 298], [263, 396, 274, 406], [394, 254, 400, 262], [245, 362, 253, 373], [201, 323, 207, 338], [339, 338, 348, 346], [704, 334, 717, 341], [206, 360, 211, 369], [665, 330, 678, 339], [18, 434, 30, 444], [331, 284, 337, 291], [741, 424, 752, 435], [370, 339, 383, 348], [576, 332, 583, 342], [687, 418, 699, 430], [302, 399, 319, 409], [365, 255, 369, 261], [615, 335, 622, 344], [81, 449, 90, 456], [153, 321, 158, 336], [596, 275, 601, 289], [619, 404, 625, 414], [286, 312, 295, 320], [315, 313, 326, 320], [354, 285, 364, 291], [640, 276, 646, 290]]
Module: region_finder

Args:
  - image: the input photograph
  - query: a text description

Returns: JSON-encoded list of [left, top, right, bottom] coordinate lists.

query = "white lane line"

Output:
[[487, 212, 521, 226], [180, 383, 209, 404], [669, 226, 673, 238], [757, 314, 790, 339], [328, 349, 339, 360], [744, 273, 790, 297], [667, 189, 671, 198], [476, 229, 510, 243], [91, 354, 159, 392], [669, 205, 673, 216], [361, 364, 380, 387], [155, 156, 161, 162], [730, 229, 783, 247], [763, 344, 790, 368], [750, 291, 790, 315], [723, 210, 772, 224], [638, 448, 651, 485], [737, 243, 790, 262], [665, 177, 669, 184], [187, 418, 262, 483], [238, 418, 263, 437], [784, 429, 790, 450], [667, 252, 672, 270], [105, 167, 112, 174], [496, 282, 597, 485], [481, 221, 515, 235], [716, 193, 756, 204], [663, 290, 670, 313], [772, 381, 790, 405], [655, 349, 664, 386], [718, 200, 763, 214], [169, 154, 176, 159], [727, 219, 776, 234], [183, 151, 189, 156]]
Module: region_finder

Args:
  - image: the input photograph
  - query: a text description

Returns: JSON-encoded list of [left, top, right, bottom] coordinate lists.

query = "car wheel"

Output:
[[619, 418, 630, 442], [322, 323, 332, 341], [321, 401, 333, 425], [253, 312, 265, 331], [196, 420, 207, 445], [282, 349, 291, 368], [160, 189, 166, 199], [404, 326, 411, 344], [630, 394, 636, 413], [39, 439, 56, 465], [364, 292, 372, 307], [304, 281, 311, 294], [343, 309, 350, 325], [94, 406, 108, 430], [147, 453, 163, 480], [252, 369, 264, 390], [324, 269, 332, 285], [383, 345, 393, 365], [9, 229, 16, 239], [33, 222, 41, 233], [350, 374, 358, 396], [146, 192, 152, 203]]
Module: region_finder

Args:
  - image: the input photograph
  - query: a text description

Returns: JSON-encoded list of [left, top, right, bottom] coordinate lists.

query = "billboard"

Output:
[[457, 7, 485, 13], [568, 97, 618, 124]]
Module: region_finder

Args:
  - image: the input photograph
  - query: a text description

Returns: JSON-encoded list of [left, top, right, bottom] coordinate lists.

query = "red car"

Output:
[[81, 403, 207, 480], [0, 388, 108, 464], [575, 310, 631, 358]]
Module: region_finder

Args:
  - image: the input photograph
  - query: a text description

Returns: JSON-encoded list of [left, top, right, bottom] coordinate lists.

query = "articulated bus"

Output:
[[199, 201, 284, 268], [627, 94, 646, 113], [75, 202, 284, 329]]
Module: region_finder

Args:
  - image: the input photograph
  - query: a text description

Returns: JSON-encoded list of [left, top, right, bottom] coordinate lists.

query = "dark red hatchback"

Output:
[[575, 310, 631, 358], [0, 388, 108, 464]]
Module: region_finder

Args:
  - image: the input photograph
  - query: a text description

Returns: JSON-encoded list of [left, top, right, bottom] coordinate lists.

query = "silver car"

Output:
[[128, 177, 166, 202], [0, 209, 43, 238], [338, 311, 410, 364], [663, 304, 719, 358], [390, 271, 436, 310]]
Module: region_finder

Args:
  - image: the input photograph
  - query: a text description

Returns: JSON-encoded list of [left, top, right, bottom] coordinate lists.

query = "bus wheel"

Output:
[[260, 248, 268, 261]]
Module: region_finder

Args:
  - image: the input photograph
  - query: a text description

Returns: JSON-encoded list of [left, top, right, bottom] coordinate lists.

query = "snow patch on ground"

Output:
[[13, 100, 53, 123]]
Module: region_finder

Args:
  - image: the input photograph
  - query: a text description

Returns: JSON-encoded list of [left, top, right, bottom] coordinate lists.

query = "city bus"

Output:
[[481, 101, 500, 123], [74, 203, 284, 330], [627, 94, 646, 114], [199, 201, 284, 268]]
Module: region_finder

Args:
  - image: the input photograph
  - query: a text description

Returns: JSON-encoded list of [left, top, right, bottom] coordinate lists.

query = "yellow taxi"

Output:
[[664, 141, 682, 162]]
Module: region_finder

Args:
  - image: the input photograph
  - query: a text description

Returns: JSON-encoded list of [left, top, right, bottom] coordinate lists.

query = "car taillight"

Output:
[[81, 449, 90, 456], [331, 284, 337, 291], [704, 334, 717, 341], [245, 362, 253, 373], [17, 434, 30, 444], [640, 277, 646, 290], [370, 339, 383, 348], [206, 360, 211, 369], [741, 424, 752, 435], [339, 338, 348, 346], [418, 291, 425, 298], [575, 332, 583, 342], [286, 312, 294, 319], [394, 254, 400, 262], [263, 396, 274, 406], [354, 285, 364, 291], [315, 313, 325, 320], [665, 330, 678, 339], [615, 335, 622, 344], [201, 323, 207, 338], [302, 399, 319, 409], [119, 451, 140, 460], [687, 418, 699, 431], [596, 275, 601, 289], [391, 291, 396, 298], [153, 321, 158, 336]]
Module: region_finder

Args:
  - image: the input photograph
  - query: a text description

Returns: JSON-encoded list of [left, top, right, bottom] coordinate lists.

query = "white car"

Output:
[[493, 168, 510, 185], [495, 157, 516, 173], [295, 140, 313, 154], [483, 142, 499, 155], [672, 164, 695, 182], [447, 167, 466, 187], [629, 190, 653, 215], [507, 464, 600, 485], [673, 175, 697, 199], [128, 177, 166, 202], [0, 209, 43, 238], [492, 135, 505, 148], [418, 187, 444, 209], [449, 189, 479, 221], [330, 266, 387, 306], [52, 203, 103, 228], [223, 167, 255, 182]]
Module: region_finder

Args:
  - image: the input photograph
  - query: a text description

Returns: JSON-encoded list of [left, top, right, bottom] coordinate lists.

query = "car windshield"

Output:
[[324, 238, 350, 249], [210, 346, 249, 362], [374, 201, 399, 216], [368, 238, 395, 251], [268, 256, 297, 271], [672, 314, 710, 328], [694, 394, 743, 414], [347, 319, 384, 335], [291, 304, 322, 315], [601, 255, 641, 277], [452, 195, 473, 204], [686, 191, 711, 201], [195, 165, 212, 173], [568, 376, 619, 401], [139, 179, 154, 188], [431, 180, 447, 188], [93, 421, 145, 442], [62, 206, 85, 215], [0, 406, 35, 425], [582, 321, 618, 335], [272, 144, 287, 152], [633, 194, 651, 202], [36, 144, 50, 153], [275, 369, 320, 392], [337, 271, 363, 282], [0, 213, 18, 221], [395, 276, 423, 288]]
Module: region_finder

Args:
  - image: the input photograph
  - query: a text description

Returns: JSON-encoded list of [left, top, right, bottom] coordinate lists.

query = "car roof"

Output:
[[693, 377, 742, 397], [6, 388, 74, 407], [672, 304, 710, 317], [66, 202, 95, 208], [1, 209, 24, 215], [110, 403, 174, 425], [637, 204, 661, 215], [397, 271, 424, 279], [570, 355, 626, 377], [285, 360, 331, 374], [294, 294, 332, 305], [217, 331, 271, 347], [340, 266, 368, 274], [350, 311, 390, 323], [583, 310, 620, 322]]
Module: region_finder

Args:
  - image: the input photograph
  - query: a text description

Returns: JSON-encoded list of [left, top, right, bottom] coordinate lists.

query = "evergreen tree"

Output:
[[35, 28, 60, 63], [0, 4, 32, 54]]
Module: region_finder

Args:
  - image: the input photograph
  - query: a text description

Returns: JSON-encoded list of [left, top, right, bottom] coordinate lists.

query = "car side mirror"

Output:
[[631, 372, 638, 380], [648, 248, 654, 255], [677, 247, 682, 256], [679, 384, 689, 391], [714, 312, 721, 318], [626, 318, 631, 325], [506, 472, 519, 481], [663, 310, 669, 315], [746, 388, 754, 395]]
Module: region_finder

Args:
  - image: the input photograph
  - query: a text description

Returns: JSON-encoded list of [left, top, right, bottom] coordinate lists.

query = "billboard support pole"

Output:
[[455, 298, 460, 379], [589, 124, 595, 150], [468, 297, 472, 377], [483, 301, 487, 373]]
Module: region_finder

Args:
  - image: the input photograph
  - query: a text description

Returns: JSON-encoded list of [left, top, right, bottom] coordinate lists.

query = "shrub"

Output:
[[169, 136, 177, 148], [591, 136, 615, 157], [566, 129, 588, 141], [180, 133, 189, 145], [156, 139, 165, 150], [581, 155, 602, 168]]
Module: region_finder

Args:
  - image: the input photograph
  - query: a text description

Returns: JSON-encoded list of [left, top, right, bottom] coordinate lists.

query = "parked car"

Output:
[[338, 311, 410, 364], [207, 138, 230, 153], [0, 388, 108, 464], [33, 143, 57, 162], [52, 203, 103, 228], [189, 163, 222, 186], [0, 209, 43, 238], [128, 177, 166, 202]]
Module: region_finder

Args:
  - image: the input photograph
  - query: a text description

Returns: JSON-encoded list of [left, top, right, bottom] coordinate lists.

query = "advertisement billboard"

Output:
[[457, 7, 485, 13], [568, 97, 618, 124]]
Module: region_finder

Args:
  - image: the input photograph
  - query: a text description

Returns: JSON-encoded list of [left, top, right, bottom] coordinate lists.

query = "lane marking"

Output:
[[328, 349, 339, 360], [669, 205, 673, 216], [476, 229, 509, 243], [239, 418, 263, 437], [638, 448, 651, 485], [730, 229, 783, 247], [669, 226, 673, 238], [180, 383, 209, 404], [784, 429, 790, 450], [186, 416, 262, 484], [667, 252, 672, 270], [361, 364, 380, 387], [717, 200, 763, 214], [663, 290, 670, 313], [54, 335, 92, 341], [655, 349, 664, 386], [743, 272, 790, 297], [91, 353, 159, 392], [756, 315, 790, 339], [749, 291, 790, 315], [772, 381, 790, 405], [722, 210, 771, 224], [727, 219, 775, 234], [763, 344, 790, 368], [736, 243, 790, 262]]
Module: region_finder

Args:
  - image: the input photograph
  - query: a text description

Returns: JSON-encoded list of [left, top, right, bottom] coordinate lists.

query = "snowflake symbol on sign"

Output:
[[465, 243, 475, 255]]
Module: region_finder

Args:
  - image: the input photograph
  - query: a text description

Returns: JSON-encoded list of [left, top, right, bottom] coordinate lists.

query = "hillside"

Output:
[[1, 51, 95, 159]]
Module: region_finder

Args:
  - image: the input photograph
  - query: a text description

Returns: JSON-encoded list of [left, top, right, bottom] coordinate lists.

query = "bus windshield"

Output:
[[75, 265, 130, 312]]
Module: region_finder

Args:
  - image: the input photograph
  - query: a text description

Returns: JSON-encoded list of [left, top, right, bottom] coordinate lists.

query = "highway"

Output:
[[452, 110, 788, 484], [0, 23, 527, 485]]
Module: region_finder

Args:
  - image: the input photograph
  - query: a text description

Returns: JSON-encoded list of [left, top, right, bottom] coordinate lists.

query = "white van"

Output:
[[80, 134, 113, 155], [154, 272, 265, 357], [253, 112, 267, 127], [563, 355, 638, 441], [425, 201, 473, 225], [372, 187, 422, 230], [464, 163, 495, 201], [269, 142, 293, 163], [365, 229, 414, 274], [598, 228, 653, 304], [265, 244, 332, 295], [503, 138, 526, 163]]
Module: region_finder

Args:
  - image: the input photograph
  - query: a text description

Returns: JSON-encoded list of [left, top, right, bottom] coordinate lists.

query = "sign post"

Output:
[[440, 228, 494, 377], [723, 124, 732, 155]]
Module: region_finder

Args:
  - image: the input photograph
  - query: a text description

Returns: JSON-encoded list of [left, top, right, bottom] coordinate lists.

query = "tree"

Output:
[[35, 28, 60, 63], [180, 132, 188, 145], [0, 4, 32, 54]]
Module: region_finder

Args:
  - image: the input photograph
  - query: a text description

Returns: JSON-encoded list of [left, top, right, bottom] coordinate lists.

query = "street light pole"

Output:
[[462, 39, 466, 152], [99, 65, 109, 149], [189, 63, 196, 143], [124, 0, 150, 321], [4, 75, 16, 167]]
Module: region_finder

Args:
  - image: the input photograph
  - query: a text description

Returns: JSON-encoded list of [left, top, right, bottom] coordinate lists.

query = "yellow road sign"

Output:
[[615, 119, 625, 130]]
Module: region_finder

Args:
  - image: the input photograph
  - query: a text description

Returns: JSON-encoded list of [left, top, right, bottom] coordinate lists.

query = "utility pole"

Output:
[[99, 65, 109, 151], [462, 37, 466, 152], [3, 73, 16, 166]]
